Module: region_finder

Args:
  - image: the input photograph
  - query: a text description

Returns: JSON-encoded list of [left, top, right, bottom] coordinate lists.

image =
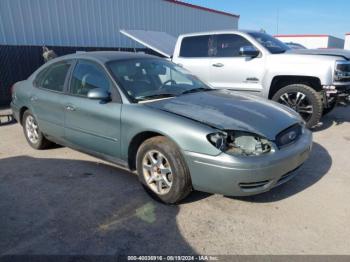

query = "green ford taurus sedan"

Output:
[[11, 51, 312, 204]]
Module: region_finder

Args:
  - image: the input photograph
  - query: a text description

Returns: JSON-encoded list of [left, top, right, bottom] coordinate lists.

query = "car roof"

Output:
[[54, 51, 160, 63]]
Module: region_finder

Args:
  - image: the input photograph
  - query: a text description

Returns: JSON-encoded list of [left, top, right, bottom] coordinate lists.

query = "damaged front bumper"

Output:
[[183, 129, 313, 196]]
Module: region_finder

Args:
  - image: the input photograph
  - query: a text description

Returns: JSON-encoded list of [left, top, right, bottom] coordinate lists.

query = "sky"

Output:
[[184, 0, 350, 39]]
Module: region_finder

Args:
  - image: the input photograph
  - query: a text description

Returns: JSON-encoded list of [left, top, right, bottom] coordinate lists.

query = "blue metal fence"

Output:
[[0, 0, 238, 48], [0, 45, 155, 106]]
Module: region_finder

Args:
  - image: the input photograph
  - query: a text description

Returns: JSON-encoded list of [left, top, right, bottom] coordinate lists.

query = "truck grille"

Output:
[[335, 62, 350, 82]]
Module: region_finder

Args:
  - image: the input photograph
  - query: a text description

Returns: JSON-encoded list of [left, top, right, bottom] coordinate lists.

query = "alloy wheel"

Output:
[[279, 91, 313, 122], [142, 150, 173, 195], [25, 115, 39, 144]]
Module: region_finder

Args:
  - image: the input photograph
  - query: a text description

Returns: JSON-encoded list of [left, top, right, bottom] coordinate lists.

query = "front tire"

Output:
[[22, 110, 52, 149], [136, 136, 192, 204], [272, 84, 323, 128]]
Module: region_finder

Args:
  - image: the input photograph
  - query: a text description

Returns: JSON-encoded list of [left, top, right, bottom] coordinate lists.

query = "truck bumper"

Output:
[[183, 129, 313, 196], [323, 85, 350, 106]]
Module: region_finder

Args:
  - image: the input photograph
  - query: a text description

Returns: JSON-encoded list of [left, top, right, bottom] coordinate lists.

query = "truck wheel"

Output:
[[22, 110, 52, 149], [136, 136, 192, 204], [272, 84, 323, 128]]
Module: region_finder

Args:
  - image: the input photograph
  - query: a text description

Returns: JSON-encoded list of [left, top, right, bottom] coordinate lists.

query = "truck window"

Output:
[[180, 35, 211, 58], [214, 34, 255, 57]]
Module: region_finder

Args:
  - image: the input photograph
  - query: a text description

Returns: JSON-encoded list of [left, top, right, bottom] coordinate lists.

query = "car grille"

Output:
[[275, 124, 302, 148]]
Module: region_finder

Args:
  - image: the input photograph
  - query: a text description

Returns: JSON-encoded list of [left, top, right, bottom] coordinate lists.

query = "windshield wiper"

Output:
[[137, 88, 213, 101], [181, 87, 214, 95], [136, 93, 175, 101]]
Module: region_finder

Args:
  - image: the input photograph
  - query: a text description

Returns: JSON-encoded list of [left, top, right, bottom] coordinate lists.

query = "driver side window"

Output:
[[213, 34, 255, 57], [70, 60, 110, 97]]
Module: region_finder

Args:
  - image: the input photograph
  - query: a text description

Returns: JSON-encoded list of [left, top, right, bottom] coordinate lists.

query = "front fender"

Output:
[[262, 55, 336, 97], [120, 104, 222, 162]]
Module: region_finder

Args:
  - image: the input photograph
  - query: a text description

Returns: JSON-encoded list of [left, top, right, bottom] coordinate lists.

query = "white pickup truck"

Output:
[[121, 29, 350, 128]]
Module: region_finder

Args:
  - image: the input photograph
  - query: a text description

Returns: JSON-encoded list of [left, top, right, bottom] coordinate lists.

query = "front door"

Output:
[[209, 34, 266, 93], [64, 60, 122, 158]]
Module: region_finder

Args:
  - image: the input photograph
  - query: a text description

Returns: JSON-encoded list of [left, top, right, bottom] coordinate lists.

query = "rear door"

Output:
[[64, 59, 122, 158], [172, 35, 211, 83], [31, 60, 73, 140], [209, 34, 266, 92]]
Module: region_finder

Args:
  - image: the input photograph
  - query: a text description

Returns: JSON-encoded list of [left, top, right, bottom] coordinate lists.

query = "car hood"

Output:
[[288, 49, 350, 60], [145, 90, 301, 140]]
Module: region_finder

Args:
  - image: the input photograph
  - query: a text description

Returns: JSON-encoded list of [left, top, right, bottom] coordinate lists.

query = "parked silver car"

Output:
[[11, 52, 312, 204]]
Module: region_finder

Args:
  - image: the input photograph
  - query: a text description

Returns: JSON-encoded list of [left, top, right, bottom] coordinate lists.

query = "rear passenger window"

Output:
[[214, 34, 255, 57], [38, 61, 72, 92], [70, 60, 110, 97], [180, 35, 211, 58], [33, 68, 48, 87]]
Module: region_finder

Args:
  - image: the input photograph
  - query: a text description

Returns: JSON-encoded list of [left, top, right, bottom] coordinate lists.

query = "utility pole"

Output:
[[276, 6, 280, 35]]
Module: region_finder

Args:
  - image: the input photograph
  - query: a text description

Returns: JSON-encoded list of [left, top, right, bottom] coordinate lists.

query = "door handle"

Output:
[[212, 63, 224, 67], [65, 105, 76, 111]]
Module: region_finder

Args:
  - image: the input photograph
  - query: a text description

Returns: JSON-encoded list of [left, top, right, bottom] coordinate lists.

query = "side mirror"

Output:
[[87, 88, 110, 101], [239, 46, 260, 58]]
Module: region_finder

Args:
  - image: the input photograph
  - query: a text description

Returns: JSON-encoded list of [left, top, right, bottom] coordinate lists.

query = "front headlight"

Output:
[[334, 60, 350, 82], [207, 131, 272, 156]]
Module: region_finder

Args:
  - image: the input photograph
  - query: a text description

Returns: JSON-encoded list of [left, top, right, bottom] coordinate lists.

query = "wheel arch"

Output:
[[269, 75, 322, 99], [127, 131, 182, 171], [19, 106, 29, 125]]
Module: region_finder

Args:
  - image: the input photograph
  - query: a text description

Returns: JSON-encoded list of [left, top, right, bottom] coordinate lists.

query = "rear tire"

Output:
[[22, 110, 52, 150], [272, 84, 323, 128], [136, 136, 192, 204]]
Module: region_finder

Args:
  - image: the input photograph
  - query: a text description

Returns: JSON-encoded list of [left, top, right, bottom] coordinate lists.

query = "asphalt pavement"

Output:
[[0, 107, 350, 255]]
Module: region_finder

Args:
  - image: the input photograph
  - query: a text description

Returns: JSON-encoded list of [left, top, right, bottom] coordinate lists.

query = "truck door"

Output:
[[209, 34, 266, 94], [172, 35, 211, 83]]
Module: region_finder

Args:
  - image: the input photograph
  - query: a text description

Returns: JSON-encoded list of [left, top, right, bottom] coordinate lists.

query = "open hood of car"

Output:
[[146, 90, 301, 140], [288, 49, 350, 60], [120, 29, 176, 58]]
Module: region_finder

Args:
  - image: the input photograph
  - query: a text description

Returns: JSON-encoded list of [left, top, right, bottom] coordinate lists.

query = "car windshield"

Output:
[[108, 58, 212, 102], [248, 32, 290, 54]]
